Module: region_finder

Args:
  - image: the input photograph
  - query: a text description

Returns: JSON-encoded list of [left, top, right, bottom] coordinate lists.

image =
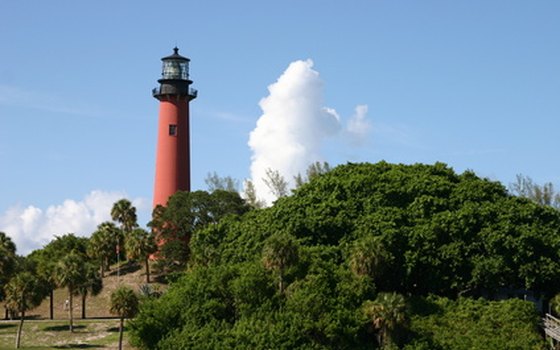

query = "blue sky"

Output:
[[1, 1, 559, 254]]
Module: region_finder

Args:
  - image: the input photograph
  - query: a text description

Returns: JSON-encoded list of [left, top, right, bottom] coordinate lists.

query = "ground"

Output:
[[0, 262, 163, 349]]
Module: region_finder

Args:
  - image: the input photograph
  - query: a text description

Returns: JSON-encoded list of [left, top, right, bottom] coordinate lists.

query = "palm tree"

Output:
[[363, 292, 407, 348], [88, 222, 120, 277], [77, 263, 103, 319], [349, 235, 391, 279], [34, 258, 56, 320], [262, 232, 299, 294], [55, 251, 86, 332], [110, 286, 139, 350], [4, 272, 45, 348], [125, 228, 157, 283], [111, 199, 138, 235]]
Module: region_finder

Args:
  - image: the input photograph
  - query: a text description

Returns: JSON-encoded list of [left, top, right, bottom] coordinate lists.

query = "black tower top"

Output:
[[153, 47, 197, 100]]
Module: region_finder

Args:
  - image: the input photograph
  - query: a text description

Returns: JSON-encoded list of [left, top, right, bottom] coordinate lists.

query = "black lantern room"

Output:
[[153, 47, 197, 100]]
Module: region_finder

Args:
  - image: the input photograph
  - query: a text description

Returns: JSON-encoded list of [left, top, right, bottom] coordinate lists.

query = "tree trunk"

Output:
[[4, 306, 7, 320], [15, 310, 24, 349], [68, 289, 74, 332], [145, 257, 150, 284], [118, 317, 124, 350], [100, 258, 105, 278], [49, 290, 54, 320], [81, 293, 87, 319], [279, 270, 284, 294]]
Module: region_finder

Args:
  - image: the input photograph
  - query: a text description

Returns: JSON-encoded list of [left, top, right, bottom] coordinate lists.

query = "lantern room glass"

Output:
[[162, 60, 189, 80]]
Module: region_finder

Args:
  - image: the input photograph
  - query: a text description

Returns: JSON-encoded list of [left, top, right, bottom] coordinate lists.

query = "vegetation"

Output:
[[2, 162, 560, 349], [149, 190, 249, 277], [129, 162, 559, 349], [4, 272, 45, 348], [110, 286, 139, 350]]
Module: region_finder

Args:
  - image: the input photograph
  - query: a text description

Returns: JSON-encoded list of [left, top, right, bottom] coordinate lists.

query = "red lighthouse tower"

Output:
[[152, 48, 197, 208]]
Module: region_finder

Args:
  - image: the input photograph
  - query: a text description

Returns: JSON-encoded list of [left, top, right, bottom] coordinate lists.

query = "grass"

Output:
[[1, 261, 166, 349], [0, 319, 130, 349]]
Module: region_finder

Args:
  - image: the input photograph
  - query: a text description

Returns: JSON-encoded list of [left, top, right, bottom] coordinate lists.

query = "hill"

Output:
[[129, 162, 559, 349]]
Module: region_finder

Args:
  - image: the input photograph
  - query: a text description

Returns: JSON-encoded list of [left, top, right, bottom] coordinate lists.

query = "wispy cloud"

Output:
[[0, 84, 104, 118]]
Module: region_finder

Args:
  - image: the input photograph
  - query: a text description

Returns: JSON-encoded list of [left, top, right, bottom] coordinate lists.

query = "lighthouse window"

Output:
[[169, 124, 177, 136]]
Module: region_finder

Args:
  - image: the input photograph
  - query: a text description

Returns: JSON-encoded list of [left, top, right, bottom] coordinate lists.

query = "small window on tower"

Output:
[[169, 124, 177, 136]]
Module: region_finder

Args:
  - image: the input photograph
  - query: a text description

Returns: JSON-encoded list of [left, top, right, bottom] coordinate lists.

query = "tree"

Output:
[[111, 199, 138, 241], [129, 162, 560, 349], [0, 232, 17, 319], [55, 251, 86, 332], [263, 168, 289, 199], [205, 171, 239, 193], [348, 235, 392, 282], [26, 233, 88, 320], [4, 272, 45, 348], [363, 292, 407, 348], [550, 293, 560, 316], [242, 179, 265, 209], [77, 263, 103, 319], [110, 286, 139, 350], [150, 190, 249, 274], [294, 161, 331, 188], [261, 232, 299, 294], [125, 228, 157, 283], [509, 174, 560, 209], [87, 222, 120, 277]]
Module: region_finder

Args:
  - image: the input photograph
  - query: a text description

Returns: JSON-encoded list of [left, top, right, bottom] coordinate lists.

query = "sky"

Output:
[[1, 1, 559, 255]]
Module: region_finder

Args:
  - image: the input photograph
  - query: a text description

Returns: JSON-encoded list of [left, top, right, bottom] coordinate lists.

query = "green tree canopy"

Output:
[[131, 162, 558, 349]]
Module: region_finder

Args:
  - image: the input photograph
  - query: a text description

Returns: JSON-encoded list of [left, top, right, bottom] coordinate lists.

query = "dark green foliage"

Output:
[[405, 297, 545, 350], [130, 162, 559, 349], [150, 190, 249, 274]]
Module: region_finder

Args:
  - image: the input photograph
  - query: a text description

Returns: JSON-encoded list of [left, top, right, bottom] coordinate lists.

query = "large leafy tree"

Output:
[[55, 251, 87, 332], [130, 162, 560, 349], [125, 228, 157, 283], [110, 286, 139, 350], [150, 190, 249, 274], [4, 272, 46, 348]]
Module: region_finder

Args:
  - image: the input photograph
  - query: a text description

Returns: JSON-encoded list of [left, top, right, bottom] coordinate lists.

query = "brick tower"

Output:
[[152, 47, 197, 208]]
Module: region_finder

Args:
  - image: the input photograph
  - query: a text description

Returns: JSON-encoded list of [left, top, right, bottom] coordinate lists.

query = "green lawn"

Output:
[[0, 319, 134, 349]]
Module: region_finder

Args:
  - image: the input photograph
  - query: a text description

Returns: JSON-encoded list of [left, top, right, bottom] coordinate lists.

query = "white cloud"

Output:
[[346, 104, 371, 145], [0, 190, 149, 256], [247, 59, 371, 205]]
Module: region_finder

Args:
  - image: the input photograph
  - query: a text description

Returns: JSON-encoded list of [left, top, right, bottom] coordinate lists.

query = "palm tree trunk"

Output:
[[81, 293, 87, 319], [118, 317, 124, 350], [100, 258, 105, 278], [4, 306, 7, 320], [145, 257, 150, 283], [68, 289, 74, 332], [49, 290, 54, 320], [15, 310, 24, 349], [279, 270, 284, 294]]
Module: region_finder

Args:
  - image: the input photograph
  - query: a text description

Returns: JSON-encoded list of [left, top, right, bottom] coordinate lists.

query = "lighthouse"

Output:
[[152, 47, 197, 208]]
